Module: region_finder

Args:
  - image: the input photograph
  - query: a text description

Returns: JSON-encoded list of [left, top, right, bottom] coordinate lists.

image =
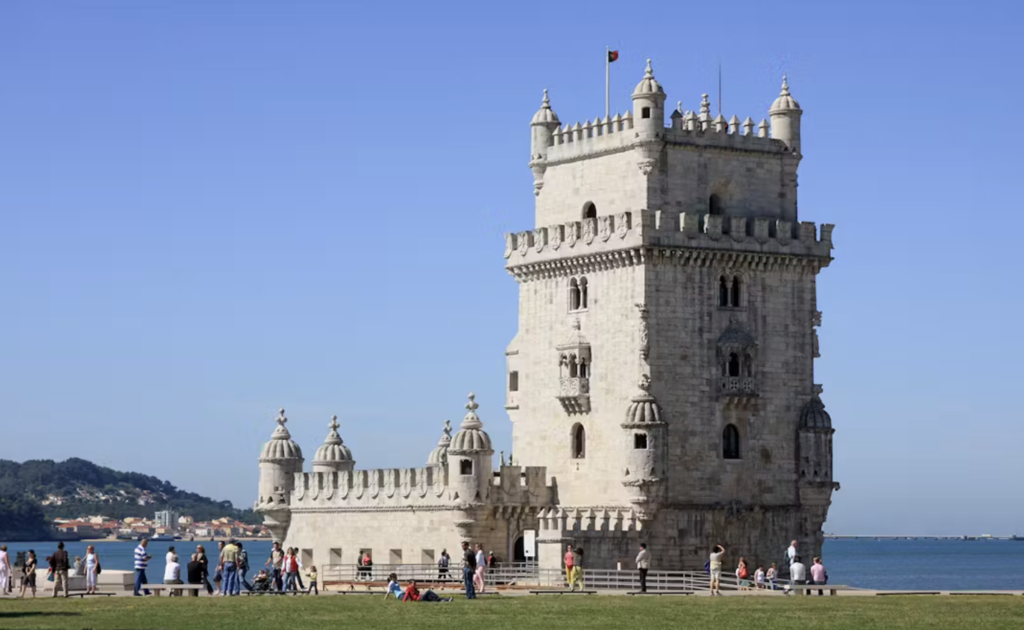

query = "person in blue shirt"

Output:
[[133, 538, 153, 596]]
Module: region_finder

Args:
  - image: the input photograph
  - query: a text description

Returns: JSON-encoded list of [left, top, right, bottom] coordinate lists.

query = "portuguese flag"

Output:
[[608, 50, 619, 63]]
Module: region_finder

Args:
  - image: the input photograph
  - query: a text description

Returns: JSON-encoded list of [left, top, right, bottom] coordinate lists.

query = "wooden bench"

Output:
[[243, 589, 310, 595], [529, 590, 597, 595], [140, 584, 205, 596], [785, 583, 851, 596], [67, 591, 116, 598], [626, 590, 694, 596]]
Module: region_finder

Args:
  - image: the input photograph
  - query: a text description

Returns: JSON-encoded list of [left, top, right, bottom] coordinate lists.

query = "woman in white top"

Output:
[[85, 545, 100, 594], [164, 554, 183, 596]]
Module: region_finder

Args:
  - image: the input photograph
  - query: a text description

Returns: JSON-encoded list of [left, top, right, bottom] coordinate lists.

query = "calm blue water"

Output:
[[5, 539, 1023, 591]]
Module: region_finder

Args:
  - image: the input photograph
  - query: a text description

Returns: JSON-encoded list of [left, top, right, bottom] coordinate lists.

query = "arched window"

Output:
[[743, 353, 753, 378], [572, 424, 586, 459], [578, 358, 589, 379], [719, 276, 729, 307], [709, 194, 723, 215], [569, 278, 581, 311], [730, 275, 741, 307], [728, 353, 741, 377], [568, 354, 578, 378], [583, 202, 597, 220], [559, 354, 569, 377], [723, 424, 740, 459], [579, 277, 588, 309]]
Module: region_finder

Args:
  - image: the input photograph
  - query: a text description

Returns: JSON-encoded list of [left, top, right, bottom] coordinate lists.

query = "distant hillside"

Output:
[[0, 457, 260, 539]]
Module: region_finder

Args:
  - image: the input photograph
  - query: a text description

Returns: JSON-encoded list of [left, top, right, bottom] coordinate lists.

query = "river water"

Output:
[[4, 538, 1022, 591]]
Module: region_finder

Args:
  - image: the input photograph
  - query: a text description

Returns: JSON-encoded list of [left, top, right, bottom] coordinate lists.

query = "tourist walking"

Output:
[[787, 556, 807, 595], [736, 557, 749, 590], [754, 565, 765, 590], [461, 541, 477, 599], [786, 540, 798, 566], [810, 557, 827, 596], [0, 545, 10, 595], [133, 538, 152, 596], [571, 547, 584, 591], [164, 553, 184, 596], [213, 541, 225, 595], [221, 539, 240, 596], [708, 544, 724, 596], [85, 545, 100, 594], [437, 549, 450, 581], [283, 548, 299, 591], [563, 544, 575, 590], [18, 550, 37, 598], [196, 545, 213, 595], [186, 553, 203, 597], [237, 542, 252, 591], [474, 543, 486, 593], [306, 565, 318, 594], [51, 542, 70, 598], [267, 542, 284, 591], [635, 543, 650, 593], [292, 548, 306, 591], [767, 563, 778, 590]]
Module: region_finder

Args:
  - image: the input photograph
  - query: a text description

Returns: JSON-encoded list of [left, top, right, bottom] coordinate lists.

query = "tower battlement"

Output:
[[504, 210, 833, 278]]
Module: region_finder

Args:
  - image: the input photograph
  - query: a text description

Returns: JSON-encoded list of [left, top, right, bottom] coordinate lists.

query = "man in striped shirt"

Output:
[[133, 538, 153, 596]]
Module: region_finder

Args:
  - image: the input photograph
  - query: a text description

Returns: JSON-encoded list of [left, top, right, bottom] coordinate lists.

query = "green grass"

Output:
[[0, 594, 1022, 629]]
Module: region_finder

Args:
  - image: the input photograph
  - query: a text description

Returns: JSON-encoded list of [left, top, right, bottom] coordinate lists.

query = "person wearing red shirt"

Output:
[[401, 580, 451, 603]]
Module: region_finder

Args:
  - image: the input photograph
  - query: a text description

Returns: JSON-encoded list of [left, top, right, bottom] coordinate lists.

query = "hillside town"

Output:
[[51, 510, 267, 541]]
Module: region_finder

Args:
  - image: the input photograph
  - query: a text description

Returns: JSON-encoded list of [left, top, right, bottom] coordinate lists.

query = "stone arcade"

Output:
[[255, 61, 839, 572]]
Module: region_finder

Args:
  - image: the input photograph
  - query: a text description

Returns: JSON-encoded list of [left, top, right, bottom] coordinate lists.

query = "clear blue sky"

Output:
[[2, 0, 1021, 535]]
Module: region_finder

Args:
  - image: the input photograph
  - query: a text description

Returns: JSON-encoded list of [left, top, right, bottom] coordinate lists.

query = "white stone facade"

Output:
[[256, 62, 837, 573]]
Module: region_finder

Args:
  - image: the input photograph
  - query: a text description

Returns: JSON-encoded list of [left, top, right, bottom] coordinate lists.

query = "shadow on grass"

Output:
[[0, 611, 82, 619]]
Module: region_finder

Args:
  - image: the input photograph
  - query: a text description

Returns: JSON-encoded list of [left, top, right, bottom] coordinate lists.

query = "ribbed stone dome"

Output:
[[427, 420, 453, 466], [632, 59, 664, 97], [449, 393, 493, 454], [531, 89, 560, 125], [800, 395, 832, 430], [622, 376, 666, 426], [260, 409, 303, 462], [769, 76, 801, 113], [313, 415, 353, 464]]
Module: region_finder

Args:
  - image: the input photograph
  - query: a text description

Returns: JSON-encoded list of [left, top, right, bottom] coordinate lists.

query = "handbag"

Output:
[[46, 568, 54, 582], [96, 562, 102, 575]]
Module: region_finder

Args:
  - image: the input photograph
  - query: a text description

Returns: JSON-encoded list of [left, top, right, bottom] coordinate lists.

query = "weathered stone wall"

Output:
[[535, 150, 646, 227]]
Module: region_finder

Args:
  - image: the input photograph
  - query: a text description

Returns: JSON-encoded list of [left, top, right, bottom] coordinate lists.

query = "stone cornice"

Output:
[[289, 505, 471, 515], [508, 246, 829, 282]]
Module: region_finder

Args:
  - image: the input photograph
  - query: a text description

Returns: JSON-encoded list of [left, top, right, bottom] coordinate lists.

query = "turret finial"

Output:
[[780, 74, 790, 96], [329, 415, 339, 432], [465, 393, 478, 412], [645, 58, 653, 77], [542, 88, 549, 106], [700, 94, 711, 116], [677, 101, 682, 113], [443, 419, 452, 436], [276, 409, 287, 426]]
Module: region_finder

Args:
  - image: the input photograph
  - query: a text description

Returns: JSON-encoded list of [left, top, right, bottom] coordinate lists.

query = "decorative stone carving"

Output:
[[550, 224, 562, 250], [517, 231, 530, 256], [565, 222, 578, 248], [583, 217, 596, 245], [598, 216, 612, 242], [533, 227, 546, 253], [616, 212, 630, 239], [504, 234, 514, 259], [635, 303, 649, 361]]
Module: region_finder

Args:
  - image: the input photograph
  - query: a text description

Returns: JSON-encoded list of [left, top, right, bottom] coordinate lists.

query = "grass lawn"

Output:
[[0, 594, 1022, 630]]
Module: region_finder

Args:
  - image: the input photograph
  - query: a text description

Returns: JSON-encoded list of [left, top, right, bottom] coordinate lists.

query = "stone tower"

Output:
[[256, 409, 304, 542], [504, 62, 838, 569]]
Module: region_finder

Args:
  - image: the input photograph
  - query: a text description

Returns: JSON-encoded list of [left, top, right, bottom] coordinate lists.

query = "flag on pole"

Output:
[[608, 50, 619, 63]]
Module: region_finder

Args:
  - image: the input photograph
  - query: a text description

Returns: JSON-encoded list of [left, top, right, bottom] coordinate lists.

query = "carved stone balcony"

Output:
[[557, 377, 590, 414], [718, 376, 758, 405]]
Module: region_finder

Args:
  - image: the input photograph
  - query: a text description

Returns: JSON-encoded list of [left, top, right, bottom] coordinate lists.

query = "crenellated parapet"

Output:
[[504, 209, 834, 280], [288, 466, 450, 511], [537, 506, 647, 535], [489, 465, 554, 507]]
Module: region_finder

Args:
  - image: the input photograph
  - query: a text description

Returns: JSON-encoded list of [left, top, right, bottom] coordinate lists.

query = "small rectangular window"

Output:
[[389, 549, 403, 564], [421, 549, 435, 565], [634, 433, 648, 449], [460, 460, 473, 475], [329, 548, 342, 564], [642, 107, 651, 119], [509, 371, 519, 392]]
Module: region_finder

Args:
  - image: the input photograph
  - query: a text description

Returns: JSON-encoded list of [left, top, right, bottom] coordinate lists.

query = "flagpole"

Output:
[[605, 46, 610, 119]]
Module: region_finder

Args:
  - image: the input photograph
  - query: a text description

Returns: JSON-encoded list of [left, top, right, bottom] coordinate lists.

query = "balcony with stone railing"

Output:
[[718, 376, 758, 405], [557, 377, 590, 414]]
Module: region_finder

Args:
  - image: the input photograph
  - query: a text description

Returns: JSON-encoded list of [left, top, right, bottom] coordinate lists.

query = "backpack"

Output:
[[238, 550, 249, 571]]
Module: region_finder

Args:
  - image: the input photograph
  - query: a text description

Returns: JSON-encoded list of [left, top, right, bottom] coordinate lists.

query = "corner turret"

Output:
[[769, 75, 802, 154], [312, 415, 354, 474], [621, 375, 667, 520], [631, 59, 666, 175], [427, 419, 453, 467], [529, 90, 561, 196], [256, 408, 304, 542], [447, 393, 494, 505]]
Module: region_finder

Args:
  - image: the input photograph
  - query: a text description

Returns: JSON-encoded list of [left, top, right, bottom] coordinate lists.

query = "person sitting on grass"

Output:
[[383, 573, 403, 600], [402, 579, 451, 603]]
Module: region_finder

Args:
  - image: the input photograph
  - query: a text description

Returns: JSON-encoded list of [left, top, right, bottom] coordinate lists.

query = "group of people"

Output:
[[257, 541, 318, 594], [0, 542, 98, 598], [707, 540, 829, 596]]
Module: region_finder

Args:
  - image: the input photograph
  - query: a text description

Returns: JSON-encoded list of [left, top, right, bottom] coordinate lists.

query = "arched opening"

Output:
[[559, 354, 568, 377], [569, 278, 581, 311], [641, 107, 651, 119], [572, 423, 586, 459], [718, 276, 729, 307], [723, 424, 740, 459], [583, 202, 597, 220], [460, 459, 474, 475], [568, 354, 578, 378], [709, 194, 723, 215], [513, 536, 526, 563], [579, 277, 588, 309], [728, 353, 741, 377], [578, 358, 589, 379], [743, 353, 753, 378], [731, 275, 741, 307]]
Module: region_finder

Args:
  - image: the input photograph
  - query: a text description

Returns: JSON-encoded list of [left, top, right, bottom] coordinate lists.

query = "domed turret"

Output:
[[312, 415, 354, 474], [447, 393, 494, 504], [529, 89, 561, 196], [259, 408, 303, 464], [800, 395, 832, 430], [256, 409, 304, 542], [769, 75, 802, 154], [798, 389, 835, 483], [427, 419, 453, 467], [621, 375, 667, 520], [630, 59, 667, 175]]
